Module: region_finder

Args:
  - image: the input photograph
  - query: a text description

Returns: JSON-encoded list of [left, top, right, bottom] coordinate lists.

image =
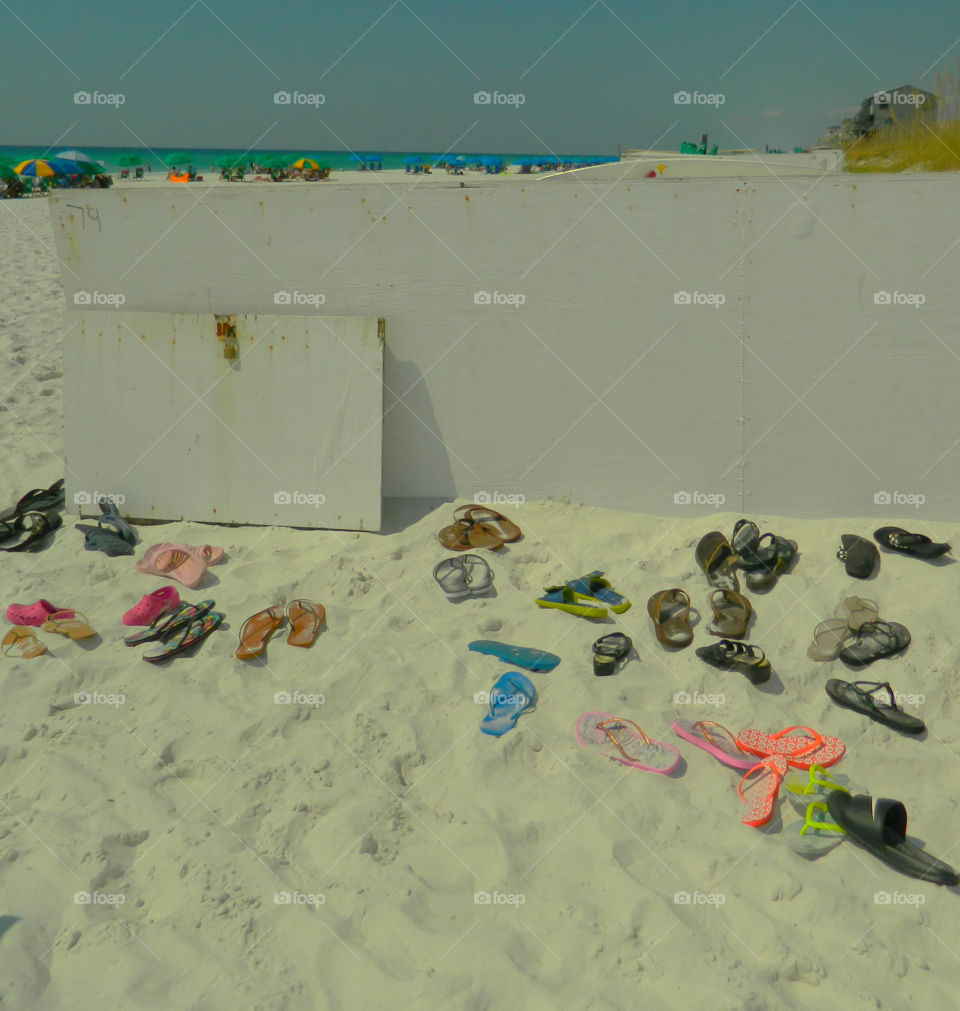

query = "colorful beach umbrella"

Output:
[[291, 157, 318, 170], [113, 153, 144, 167], [13, 158, 77, 177]]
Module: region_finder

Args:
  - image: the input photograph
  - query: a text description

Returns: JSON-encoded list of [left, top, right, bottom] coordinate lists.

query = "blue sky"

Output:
[[1, 0, 958, 153]]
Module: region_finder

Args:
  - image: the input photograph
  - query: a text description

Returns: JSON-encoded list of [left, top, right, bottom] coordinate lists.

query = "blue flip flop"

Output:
[[565, 571, 631, 614], [468, 640, 560, 672], [480, 672, 536, 736]]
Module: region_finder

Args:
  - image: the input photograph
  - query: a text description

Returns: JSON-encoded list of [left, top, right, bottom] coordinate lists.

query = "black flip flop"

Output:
[[874, 527, 951, 560], [0, 510, 62, 552], [592, 633, 632, 676], [0, 478, 64, 524], [825, 679, 925, 733], [142, 611, 223, 663], [76, 524, 135, 557], [837, 620, 910, 666], [124, 600, 214, 646], [695, 639, 771, 685], [826, 792, 959, 886], [837, 534, 879, 579]]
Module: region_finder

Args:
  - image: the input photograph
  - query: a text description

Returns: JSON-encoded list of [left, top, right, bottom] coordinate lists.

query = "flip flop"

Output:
[[75, 524, 135, 557], [434, 554, 494, 599], [696, 531, 739, 592], [236, 605, 286, 659], [566, 572, 631, 614], [480, 672, 536, 736], [97, 499, 137, 545], [135, 543, 207, 589], [41, 610, 96, 640], [6, 599, 61, 626], [736, 726, 845, 769], [738, 756, 788, 827], [874, 527, 951, 560], [825, 679, 925, 733], [122, 587, 180, 626], [2, 627, 46, 659], [0, 478, 64, 524], [576, 712, 680, 774], [695, 640, 771, 685], [786, 801, 847, 858], [807, 619, 852, 661], [835, 596, 880, 631], [0, 510, 62, 553], [826, 792, 960, 886], [592, 633, 632, 676], [453, 505, 522, 543], [708, 589, 752, 639], [286, 600, 324, 647], [733, 525, 797, 590], [143, 611, 224, 663], [837, 620, 910, 667], [123, 601, 213, 646], [437, 518, 504, 552], [461, 554, 494, 595], [671, 719, 757, 771], [837, 534, 879, 579], [783, 764, 864, 814], [536, 585, 606, 618], [467, 640, 560, 672], [647, 588, 693, 648]]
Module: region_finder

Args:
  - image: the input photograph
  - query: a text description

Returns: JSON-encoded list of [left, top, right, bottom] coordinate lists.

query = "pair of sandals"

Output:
[[537, 572, 631, 618], [808, 597, 910, 666], [135, 542, 225, 589], [124, 599, 223, 662], [697, 521, 797, 593], [0, 479, 65, 553], [437, 504, 522, 552], [646, 588, 752, 648], [76, 499, 138, 556], [576, 712, 680, 774], [433, 555, 493, 599], [235, 600, 325, 660], [3, 603, 97, 657]]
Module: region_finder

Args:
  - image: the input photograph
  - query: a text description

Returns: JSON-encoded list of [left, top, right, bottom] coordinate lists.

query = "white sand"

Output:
[[2, 196, 959, 1009]]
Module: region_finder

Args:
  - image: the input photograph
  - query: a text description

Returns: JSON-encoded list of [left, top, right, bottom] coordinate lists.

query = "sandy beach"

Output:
[[2, 189, 960, 1011]]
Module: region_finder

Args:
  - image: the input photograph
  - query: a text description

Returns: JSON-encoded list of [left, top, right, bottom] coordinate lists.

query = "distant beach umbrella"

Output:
[[56, 150, 92, 163], [215, 155, 246, 168], [402, 155, 428, 164], [162, 152, 192, 166], [113, 153, 145, 167], [290, 157, 319, 170], [258, 155, 290, 169], [56, 159, 99, 175]]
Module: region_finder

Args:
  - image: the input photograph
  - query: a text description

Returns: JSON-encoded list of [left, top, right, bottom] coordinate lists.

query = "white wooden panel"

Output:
[[63, 311, 382, 530]]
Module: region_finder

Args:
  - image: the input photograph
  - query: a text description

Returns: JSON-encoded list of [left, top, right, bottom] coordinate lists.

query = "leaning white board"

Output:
[[64, 311, 383, 530]]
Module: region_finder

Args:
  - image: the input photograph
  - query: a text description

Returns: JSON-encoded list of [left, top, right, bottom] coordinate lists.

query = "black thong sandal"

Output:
[[825, 679, 925, 734], [0, 478, 65, 524], [0, 509, 62, 552], [592, 633, 633, 676], [837, 534, 879, 579], [695, 639, 771, 685], [874, 527, 951, 560], [142, 611, 224, 663], [124, 600, 213, 646], [826, 792, 959, 886], [837, 620, 910, 666]]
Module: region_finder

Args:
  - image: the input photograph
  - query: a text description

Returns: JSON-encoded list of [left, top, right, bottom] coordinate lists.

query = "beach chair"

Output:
[[120, 169, 130, 180], [135, 167, 144, 180]]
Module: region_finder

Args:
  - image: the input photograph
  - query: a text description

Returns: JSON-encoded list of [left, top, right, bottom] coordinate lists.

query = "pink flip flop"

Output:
[[576, 711, 680, 774], [122, 586, 181, 626], [672, 719, 757, 771], [135, 543, 206, 589], [6, 599, 60, 626], [737, 726, 845, 770]]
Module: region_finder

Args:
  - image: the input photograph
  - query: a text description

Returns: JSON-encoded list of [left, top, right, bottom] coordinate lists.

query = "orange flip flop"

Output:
[[286, 600, 325, 647], [236, 605, 285, 660], [437, 518, 505, 551], [453, 505, 522, 543], [739, 755, 788, 827]]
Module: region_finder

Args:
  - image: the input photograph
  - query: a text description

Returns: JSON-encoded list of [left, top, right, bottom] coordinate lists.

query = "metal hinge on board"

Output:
[[215, 314, 239, 359], [378, 317, 385, 344]]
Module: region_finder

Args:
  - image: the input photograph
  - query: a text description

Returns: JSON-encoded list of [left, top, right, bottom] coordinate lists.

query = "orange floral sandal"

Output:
[[738, 755, 788, 827]]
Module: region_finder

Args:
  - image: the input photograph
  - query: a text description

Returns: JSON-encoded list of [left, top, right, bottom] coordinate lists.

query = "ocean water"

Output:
[[0, 145, 616, 172]]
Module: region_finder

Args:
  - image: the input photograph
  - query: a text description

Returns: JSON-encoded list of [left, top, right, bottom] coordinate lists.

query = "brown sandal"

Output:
[[286, 600, 325, 647], [696, 531, 739, 592], [3, 627, 46, 658], [41, 610, 96, 640], [647, 588, 693, 648], [437, 517, 505, 551], [236, 605, 285, 660], [709, 589, 752, 639], [452, 504, 522, 543]]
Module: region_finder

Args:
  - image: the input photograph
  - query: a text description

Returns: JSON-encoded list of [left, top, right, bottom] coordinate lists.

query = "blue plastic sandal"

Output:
[[468, 640, 560, 672], [566, 571, 631, 614], [480, 672, 536, 736]]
